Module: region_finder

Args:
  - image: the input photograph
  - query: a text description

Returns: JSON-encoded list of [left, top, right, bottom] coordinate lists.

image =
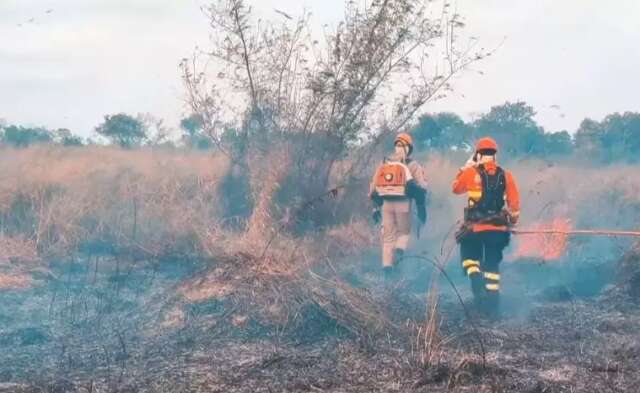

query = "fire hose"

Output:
[[511, 229, 640, 238], [456, 210, 640, 243]]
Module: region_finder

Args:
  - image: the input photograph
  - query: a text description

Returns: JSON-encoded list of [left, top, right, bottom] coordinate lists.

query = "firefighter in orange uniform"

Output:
[[370, 133, 428, 280], [453, 137, 520, 319]]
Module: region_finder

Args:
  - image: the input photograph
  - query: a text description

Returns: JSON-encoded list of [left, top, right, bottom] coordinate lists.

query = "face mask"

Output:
[[395, 144, 408, 159]]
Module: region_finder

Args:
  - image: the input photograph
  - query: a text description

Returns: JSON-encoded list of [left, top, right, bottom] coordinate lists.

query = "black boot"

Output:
[[393, 248, 404, 268], [383, 266, 394, 283], [469, 272, 486, 310], [484, 291, 501, 321]]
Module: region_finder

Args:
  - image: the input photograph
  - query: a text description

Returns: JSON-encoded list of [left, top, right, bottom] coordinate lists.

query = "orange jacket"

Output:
[[452, 161, 520, 232]]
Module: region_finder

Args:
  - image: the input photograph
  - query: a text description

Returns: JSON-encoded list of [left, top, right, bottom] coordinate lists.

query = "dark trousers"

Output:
[[460, 231, 510, 317]]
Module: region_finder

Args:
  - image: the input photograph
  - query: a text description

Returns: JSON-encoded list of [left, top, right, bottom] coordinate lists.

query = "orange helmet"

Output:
[[395, 132, 413, 148], [475, 137, 498, 153]]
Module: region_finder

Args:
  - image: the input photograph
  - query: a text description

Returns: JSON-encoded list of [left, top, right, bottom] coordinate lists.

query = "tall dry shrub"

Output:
[[182, 0, 486, 233], [244, 145, 292, 248]]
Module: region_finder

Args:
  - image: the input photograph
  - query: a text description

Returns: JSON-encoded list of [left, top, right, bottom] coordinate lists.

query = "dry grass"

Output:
[[0, 145, 229, 259], [0, 273, 33, 290], [0, 234, 39, 264], [616, 241, 640, 297], [3, 145, 640, 392], [411, 282, 446, 367], [2, 144, 640, 345], [175, 227, 391, 337], [0, 234, 43, 290], [307, 272, 397, 337]]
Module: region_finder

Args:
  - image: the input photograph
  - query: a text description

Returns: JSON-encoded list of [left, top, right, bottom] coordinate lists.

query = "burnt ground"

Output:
[[0, 254, 639, 393]]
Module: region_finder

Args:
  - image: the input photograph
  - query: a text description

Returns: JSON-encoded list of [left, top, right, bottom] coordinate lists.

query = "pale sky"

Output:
[[1, 0, 639, 137]]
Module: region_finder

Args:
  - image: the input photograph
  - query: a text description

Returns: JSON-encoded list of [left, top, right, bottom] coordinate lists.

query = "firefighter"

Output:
[[452, 137, 520, 319], [369, 133, 428, 280]]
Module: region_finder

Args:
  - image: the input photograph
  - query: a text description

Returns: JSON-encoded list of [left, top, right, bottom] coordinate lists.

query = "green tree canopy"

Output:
[[95, 113, 147, 148], [473, 101, 546, 156], [53, 128, 84, 146], [410, 101, 576, 159], [575, 112, 640, 163], [180, 114, 212, 150], [413, 112, 472, 151], [542, 130, 573, 157], [1, 125, 52, 147]]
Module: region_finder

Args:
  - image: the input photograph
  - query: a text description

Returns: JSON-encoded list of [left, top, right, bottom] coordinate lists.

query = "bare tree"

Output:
[[181, 0, 486, 232]]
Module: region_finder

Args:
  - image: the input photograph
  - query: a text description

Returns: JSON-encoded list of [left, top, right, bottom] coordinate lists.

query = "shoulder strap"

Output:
[[494, 166, 506, 190]]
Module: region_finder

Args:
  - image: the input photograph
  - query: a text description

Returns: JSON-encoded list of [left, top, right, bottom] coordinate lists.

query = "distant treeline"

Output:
[[412, 101, 640, 163], [2, 101, 640, 163], [0, 113, 217, 150]]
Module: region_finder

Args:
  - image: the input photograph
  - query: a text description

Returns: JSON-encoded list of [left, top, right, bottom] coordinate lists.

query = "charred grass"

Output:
[[5, 259, 640, 393]]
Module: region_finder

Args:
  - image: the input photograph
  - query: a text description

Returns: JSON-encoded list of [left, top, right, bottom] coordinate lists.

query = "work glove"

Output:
[[370, 190, 383, 208], [406, 180, 426, 203], [372, 208, 382, 224], [508, 211, 520, 226], [417, 203, 427, 225]]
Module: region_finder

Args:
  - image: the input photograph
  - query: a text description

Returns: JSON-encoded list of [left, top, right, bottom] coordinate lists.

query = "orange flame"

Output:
[[509, 218, 572, 261]]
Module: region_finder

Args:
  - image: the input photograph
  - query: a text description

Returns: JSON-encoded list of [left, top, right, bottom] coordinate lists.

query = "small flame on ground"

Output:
[[510, 218, 572, 261]]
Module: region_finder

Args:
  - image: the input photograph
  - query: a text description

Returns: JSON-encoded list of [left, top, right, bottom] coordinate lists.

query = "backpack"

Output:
[[465, 165, 506, 222], [374, 160, 413, 197]]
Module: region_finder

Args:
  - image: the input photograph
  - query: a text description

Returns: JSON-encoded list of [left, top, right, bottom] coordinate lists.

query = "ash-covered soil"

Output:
[[1, 255, 639, 393]]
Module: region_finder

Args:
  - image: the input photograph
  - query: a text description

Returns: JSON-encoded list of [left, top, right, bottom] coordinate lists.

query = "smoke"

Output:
[[368, 152, 640, 317]]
